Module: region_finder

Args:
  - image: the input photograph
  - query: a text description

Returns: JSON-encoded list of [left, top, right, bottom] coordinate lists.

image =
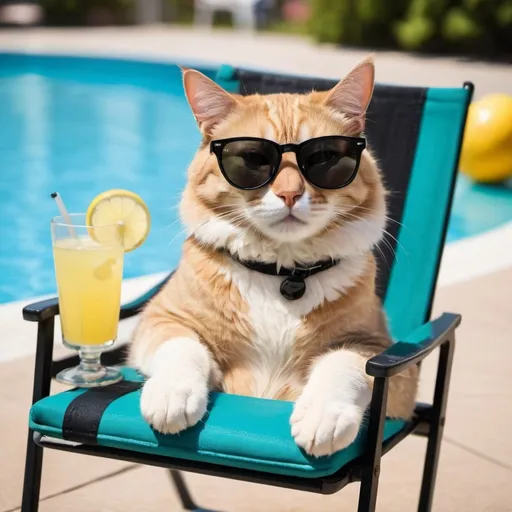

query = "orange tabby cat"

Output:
[[129, 57, 418, 457]]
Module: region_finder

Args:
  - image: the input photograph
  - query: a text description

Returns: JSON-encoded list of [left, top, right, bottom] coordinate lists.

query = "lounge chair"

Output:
[[21, 65, 473, 512]]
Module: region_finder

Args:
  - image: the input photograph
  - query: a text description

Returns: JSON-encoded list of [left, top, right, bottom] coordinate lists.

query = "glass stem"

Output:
[[78, 348, 103, 375]]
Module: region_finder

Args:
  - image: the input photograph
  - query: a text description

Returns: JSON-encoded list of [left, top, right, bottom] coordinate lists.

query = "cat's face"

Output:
[[180, 59, 386, 257]]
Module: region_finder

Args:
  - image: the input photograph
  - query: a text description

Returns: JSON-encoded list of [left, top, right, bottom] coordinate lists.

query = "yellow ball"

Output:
[[460, 93, 512, 183]]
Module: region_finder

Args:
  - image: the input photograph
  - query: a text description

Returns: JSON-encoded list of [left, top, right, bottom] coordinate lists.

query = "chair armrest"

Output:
[[366, 312, 461, 378], [23, 296, 149, 323], [23, 298, 59, 322], [23, 272, 173, 323]]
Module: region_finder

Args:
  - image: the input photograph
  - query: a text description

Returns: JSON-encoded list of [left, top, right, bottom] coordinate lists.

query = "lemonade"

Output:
[[53, 237, 124, 346], [50, 190, 150, 387]]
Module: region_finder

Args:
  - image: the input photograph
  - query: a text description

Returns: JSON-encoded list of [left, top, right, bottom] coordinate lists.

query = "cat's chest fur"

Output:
[[224, 257, 367, 397]]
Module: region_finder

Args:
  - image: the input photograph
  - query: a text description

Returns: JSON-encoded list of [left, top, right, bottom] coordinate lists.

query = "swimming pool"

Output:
[[1, 53, 511, 304]]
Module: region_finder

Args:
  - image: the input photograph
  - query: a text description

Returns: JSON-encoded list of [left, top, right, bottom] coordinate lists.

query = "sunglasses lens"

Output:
[[220, 140, 279, 189], [300, 138, 361, 189]]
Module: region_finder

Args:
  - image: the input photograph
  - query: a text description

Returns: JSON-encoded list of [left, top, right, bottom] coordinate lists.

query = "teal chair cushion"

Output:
[[30, 367, 406, 478]]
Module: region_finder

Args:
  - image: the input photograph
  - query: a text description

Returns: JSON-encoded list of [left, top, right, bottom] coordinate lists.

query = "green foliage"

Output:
[[307, 0, 353, 45], [442, 7, 481, 41], [308, 0, 408, 48], [394, 16, 435, 50], [307, 0, 512, 57], [496, 1, 512, 25], [397, 0, 512, 53]]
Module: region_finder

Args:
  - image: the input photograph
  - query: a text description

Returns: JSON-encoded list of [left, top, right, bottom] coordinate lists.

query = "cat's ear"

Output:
[[182, 69, 238, 135], [323, 57, 375, 131]]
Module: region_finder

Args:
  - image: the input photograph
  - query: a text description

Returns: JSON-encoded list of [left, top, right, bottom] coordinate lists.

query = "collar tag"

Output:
[[280, 275, 306, 300]]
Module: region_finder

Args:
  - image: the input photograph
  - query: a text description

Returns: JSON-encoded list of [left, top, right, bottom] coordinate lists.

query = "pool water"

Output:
[[0, 53, 511, 304], [447, 175, 512, 243]]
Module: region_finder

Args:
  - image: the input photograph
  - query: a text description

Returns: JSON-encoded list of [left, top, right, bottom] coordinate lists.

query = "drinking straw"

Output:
[[51, 192, 77, 238]]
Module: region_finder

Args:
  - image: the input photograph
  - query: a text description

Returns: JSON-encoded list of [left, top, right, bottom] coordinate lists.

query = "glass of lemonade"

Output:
[[51, 214, 124, 387]]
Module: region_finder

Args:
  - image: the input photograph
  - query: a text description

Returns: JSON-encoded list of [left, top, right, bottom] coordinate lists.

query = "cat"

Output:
[[129, 57, 418, 458]]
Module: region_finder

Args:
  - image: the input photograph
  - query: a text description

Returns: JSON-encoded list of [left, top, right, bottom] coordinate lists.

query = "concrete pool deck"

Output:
[[0, 26, 511, 512]]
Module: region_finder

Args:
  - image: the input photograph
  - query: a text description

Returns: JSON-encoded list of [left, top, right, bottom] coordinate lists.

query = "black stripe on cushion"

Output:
[[234, 69, 427, 300], [62, 380, 142, 444]]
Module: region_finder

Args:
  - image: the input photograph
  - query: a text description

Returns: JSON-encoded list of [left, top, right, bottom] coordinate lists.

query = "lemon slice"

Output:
[[86, 189, 150, 252]]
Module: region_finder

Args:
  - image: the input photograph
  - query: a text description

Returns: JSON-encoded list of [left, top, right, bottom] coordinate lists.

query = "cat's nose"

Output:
[[277, 191, 303, 208], [271, 165, 305, 207]]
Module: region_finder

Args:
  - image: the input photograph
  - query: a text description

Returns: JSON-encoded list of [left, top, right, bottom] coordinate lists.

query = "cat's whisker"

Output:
[[164, 203, 247, 232], [167, 212, 250, 247], [208, 203, 245, 212], [218, 212, 250, 224], [331, 204, 404, 230], [167, 227, 189, 247], [373, 242, 390, 271], [168, 192, 186, 211], [163, 217, 184, 231], [329, 208, 397, 265], [382, 230, 412, 268], [330, 209, 401, 264], [347, 204, 411, 232], [168, 211, 252, 248], [327, 213, 394, 267], [377, 237, 400, 266]]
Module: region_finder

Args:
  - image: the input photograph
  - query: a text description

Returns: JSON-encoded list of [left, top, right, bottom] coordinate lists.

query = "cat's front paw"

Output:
[[140, 376, 208, 434], [290, 392, 363, 457]]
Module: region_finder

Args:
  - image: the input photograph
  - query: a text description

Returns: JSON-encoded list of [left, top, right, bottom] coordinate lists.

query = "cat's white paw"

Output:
[[140, 376, 208, 434], [290, 391, 363, 458]]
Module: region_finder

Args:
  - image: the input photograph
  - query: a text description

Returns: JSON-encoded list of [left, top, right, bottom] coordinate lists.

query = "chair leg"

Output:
[[21, 432, 43, 512], [21, 317, 55, 512], [168, 470, 220, 512], [418, 338, 455, 512], [357, 377, 389, 512]]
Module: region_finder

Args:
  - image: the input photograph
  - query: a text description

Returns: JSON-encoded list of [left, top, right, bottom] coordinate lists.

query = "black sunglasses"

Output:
[[210, 135, 366, 191]]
